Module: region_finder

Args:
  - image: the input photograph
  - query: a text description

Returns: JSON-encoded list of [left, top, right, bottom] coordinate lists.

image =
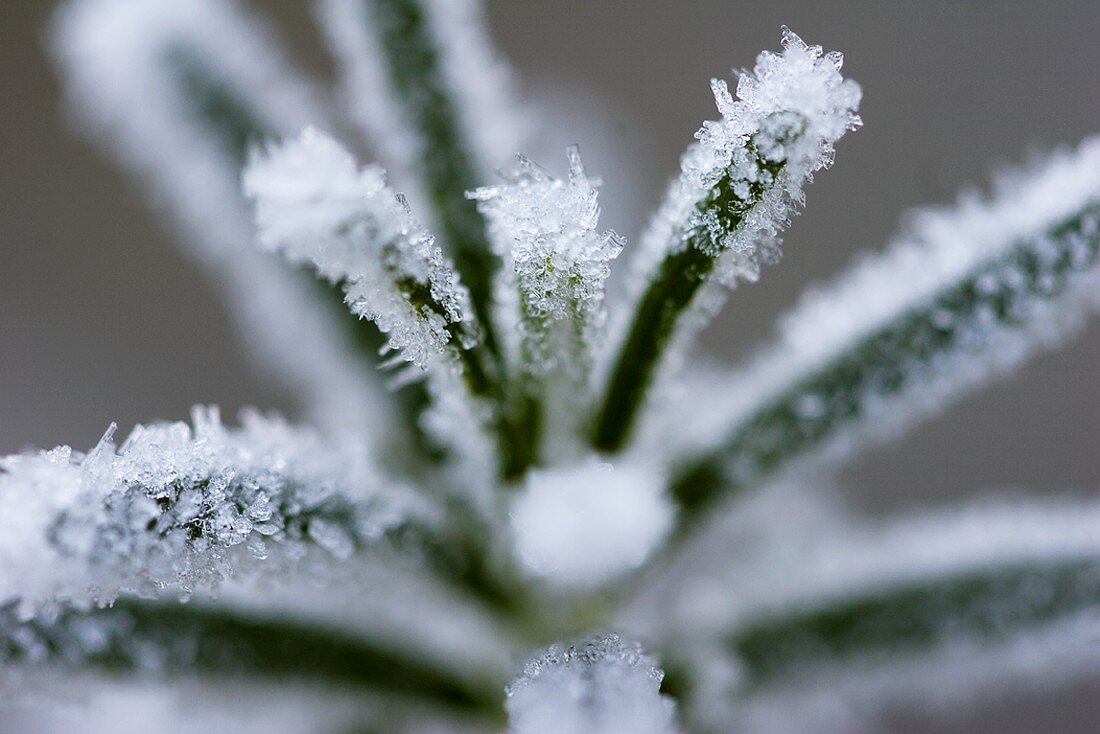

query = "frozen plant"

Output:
[[3, 0, 1098, 731]]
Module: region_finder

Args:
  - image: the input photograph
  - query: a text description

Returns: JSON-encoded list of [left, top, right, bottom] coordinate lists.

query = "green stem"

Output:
[[669, 205, 1100, 522]]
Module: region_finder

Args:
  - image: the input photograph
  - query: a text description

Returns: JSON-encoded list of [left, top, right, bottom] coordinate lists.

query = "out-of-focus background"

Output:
[[1, 0, 1098, 729]]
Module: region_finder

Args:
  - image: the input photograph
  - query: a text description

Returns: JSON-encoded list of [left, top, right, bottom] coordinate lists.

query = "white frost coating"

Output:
[[317, 0, 420, 200], [670, 137, 1100, 464], [318, 0, 525, 211], [624, 27, 861, 309], [506, 633, 677, 734], [470, 147, 623, 373], [0, 407, 404, 619], [49, 0, 390, 443], [781, 137, 1100, 369], [510, 459, 672, 586], [637, 493, 1100, 730], [244, 128, 479, 370]]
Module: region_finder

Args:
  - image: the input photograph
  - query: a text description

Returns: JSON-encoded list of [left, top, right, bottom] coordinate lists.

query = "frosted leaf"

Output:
[[316, 0, 525, 350], [48, 0, 391, 443], [318, 0, 525, 212], [244, 128, 480, 371], [632, 26, 860, 289], [0, 407, 405, 618], [660, 495, 1100, 731], [668, 135, 1100, 494], [0, 677, 390, 734], [505, 633, 677, 734], [510, 459, 672, 586], [470, 147, 623, 375], [596, 28, 860, 452], [664, 495, 1100, 636], [772, 135, 1100, 383]]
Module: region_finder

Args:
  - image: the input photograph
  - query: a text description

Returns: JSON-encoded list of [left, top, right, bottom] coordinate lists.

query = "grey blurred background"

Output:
[[1, 0, 1098, 729]]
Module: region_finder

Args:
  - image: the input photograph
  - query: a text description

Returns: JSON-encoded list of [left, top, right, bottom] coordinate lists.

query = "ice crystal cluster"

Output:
[[3, 0, 1099, 731], [0, 407, 402, 621]]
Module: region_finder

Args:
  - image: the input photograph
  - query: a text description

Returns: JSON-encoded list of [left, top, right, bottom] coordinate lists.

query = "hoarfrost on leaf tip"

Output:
[[506, 633, 678, 734], [243, 127, 480, 371], [470, 146, 622, 376]]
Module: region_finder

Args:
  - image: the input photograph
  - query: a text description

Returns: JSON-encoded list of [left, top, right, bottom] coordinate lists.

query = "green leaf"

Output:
[[670, 203, 1100, 522], [1, 598, 505, 719], [353, 0, 500, 357], [593, 131, 792, 454], [729, 558, 1100, 689], [163, 44, 444, 467]]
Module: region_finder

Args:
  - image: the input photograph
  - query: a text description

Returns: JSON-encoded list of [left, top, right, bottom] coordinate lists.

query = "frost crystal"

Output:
[[506, 633, 677, 734], [244, 128, 480, 371], [511, 460, 672, 586], [470, 147, 623, 375], [0, 407, 400, 618], [632, 26, 861, 298]]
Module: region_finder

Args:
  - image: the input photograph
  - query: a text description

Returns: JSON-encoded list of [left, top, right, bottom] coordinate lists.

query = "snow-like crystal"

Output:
[[510, 459, 672, 586], [49, 0, 390, 443], [244, 128, 480, 370], [470, 147, 622, 375], [0, 407, 403, 618], [505, 633, 677, 734]]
